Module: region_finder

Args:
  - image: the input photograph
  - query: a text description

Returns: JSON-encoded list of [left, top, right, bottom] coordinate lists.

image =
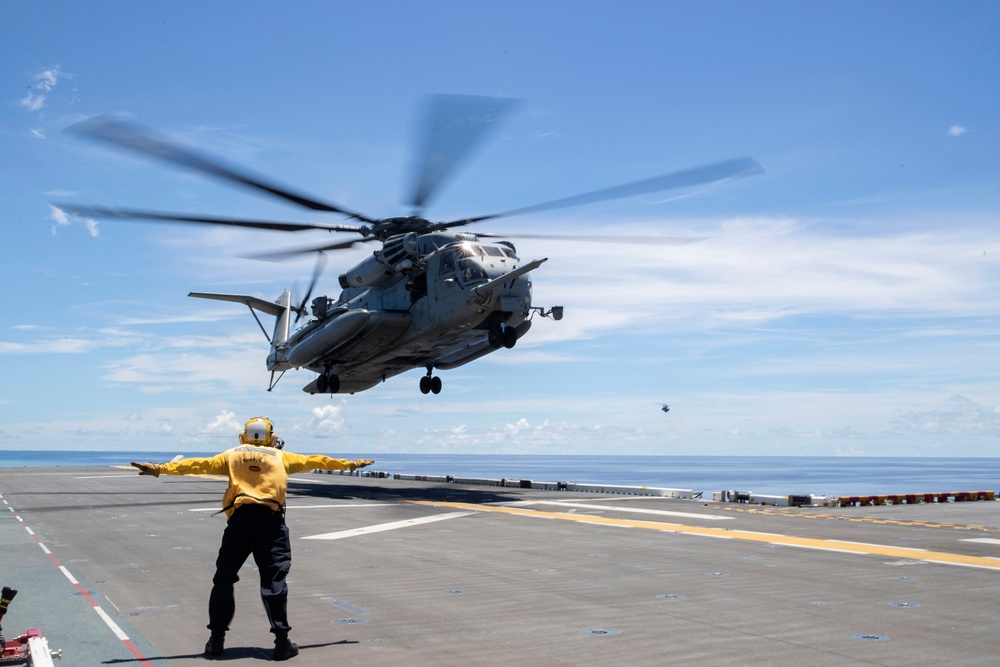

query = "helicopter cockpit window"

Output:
[[458, 258, 488, 284], [439, 249, 458, 275], [455, 242, 483, 258], [483, 246, 507, 257]]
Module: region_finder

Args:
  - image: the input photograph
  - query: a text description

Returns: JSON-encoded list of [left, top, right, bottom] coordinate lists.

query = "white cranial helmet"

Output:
[[240, 416, 275, 446]]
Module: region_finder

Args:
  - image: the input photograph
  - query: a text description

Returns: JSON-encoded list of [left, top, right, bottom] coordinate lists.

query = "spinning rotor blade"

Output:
[[245, 237, 376, 261], [476, 232, 707, 246], [408, 94, 520, 212], [67, 115, 378, 223], [51, 203, 370, 234], [442, 157, 765, 228]]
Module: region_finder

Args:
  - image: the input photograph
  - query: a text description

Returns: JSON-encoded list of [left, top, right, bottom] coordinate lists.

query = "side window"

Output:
[[439, 249, 457, 275]]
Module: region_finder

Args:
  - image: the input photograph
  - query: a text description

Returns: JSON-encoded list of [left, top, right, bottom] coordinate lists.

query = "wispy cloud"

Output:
[[894, 395, 1000, 436], [18, 65, 66, 114], [49, 205, 99, 237], [518, 215, 1000, 346], [19, 91, 46, 112], [948, 124, 967, 137], [34, 66, 63, 92], [0, 338, 98, 354]]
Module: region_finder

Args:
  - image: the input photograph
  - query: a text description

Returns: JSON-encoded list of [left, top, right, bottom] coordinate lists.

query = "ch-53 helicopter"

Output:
[[58, 95, 762, 396]]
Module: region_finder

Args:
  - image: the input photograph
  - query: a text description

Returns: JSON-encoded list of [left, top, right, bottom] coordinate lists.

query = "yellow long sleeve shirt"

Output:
[[159, 446, 357, 518]]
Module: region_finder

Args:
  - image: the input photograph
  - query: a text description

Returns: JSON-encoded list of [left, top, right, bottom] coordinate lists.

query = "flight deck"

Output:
[[1, 466, 998, 665]]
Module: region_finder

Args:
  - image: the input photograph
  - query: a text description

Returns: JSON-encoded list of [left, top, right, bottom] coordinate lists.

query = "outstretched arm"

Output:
[[284, 453, 374, 474], [131, 454, 228, 477]]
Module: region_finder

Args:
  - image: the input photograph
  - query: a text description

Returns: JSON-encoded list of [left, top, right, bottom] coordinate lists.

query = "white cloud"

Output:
[[522, 215, 1000, 347], [948, 125, 967, 137], [201, 410, 241, 438], [34, 66, 63, 91], [293, 404, 347, 436], [0, 338, 98, 354], [49, 205, 70, 233], [49, 205, 99, 237], [19, 91, 45, 112], [17, 65, 66, 114], [894, 395, 1000, 436]]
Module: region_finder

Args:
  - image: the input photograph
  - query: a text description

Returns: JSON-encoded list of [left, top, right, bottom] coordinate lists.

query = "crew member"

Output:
[[131, 416, 373, 661]]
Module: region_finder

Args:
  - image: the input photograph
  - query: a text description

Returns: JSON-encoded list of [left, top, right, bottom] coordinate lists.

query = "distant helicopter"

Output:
[[58, 95, 762, 396], [661, 404, 671, 413]]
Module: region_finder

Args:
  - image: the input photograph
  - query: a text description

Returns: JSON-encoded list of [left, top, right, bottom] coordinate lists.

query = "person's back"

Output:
[[131, 416, 373, 660]]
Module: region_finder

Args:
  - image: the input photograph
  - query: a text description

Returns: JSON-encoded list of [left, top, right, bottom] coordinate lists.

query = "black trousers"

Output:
[[208, 503, 292, 638]]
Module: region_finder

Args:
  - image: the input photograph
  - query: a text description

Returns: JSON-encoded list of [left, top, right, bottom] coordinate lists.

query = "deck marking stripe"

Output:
[[410, 500, 1000, 571], [73, 474, 142, 479], [190, 502, 393, 512], [2, 494, 155, 666], [303, 511, 475, 540], [94, 606, 130, 641], [962, 538, 1000, 545], [530, 501, 733, 520]]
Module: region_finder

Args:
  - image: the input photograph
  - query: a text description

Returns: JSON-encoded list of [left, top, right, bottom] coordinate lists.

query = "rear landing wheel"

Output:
[[420, 374, 443, 395], [503, 326, 517, 349], [317, 373, 339, 394]]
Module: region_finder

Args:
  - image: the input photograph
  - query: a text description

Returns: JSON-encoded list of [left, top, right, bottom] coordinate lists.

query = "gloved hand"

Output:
[[349, 459, 374, 472], [131, 461, 161, 477], [0, 586, 16, 614]]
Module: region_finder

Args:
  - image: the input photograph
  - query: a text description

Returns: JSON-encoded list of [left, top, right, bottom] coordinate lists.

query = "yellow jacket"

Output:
[[159, 446, 358, 518]]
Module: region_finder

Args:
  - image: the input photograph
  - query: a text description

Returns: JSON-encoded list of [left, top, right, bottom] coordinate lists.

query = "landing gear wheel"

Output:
[[420, 373, 442, 395], [488, 326, 503, 349], [317, 373, 339, 394], [503, 326, 518, 349]]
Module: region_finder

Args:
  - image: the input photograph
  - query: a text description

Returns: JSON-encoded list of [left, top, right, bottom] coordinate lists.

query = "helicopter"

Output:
[[661, 404, 671, 413], [57, 95, 763, 396]]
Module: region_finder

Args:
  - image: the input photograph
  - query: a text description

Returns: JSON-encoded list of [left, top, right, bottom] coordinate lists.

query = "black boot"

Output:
[[273, 637, 298, 661], [204, 632, 225, 657]]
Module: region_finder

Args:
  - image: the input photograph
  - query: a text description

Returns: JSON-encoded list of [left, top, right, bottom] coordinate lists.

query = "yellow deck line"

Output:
[[410, 500, 1000, 570]]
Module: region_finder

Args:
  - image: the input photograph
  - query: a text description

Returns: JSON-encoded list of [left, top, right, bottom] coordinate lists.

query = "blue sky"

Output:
[[2, 1, 999, 456]]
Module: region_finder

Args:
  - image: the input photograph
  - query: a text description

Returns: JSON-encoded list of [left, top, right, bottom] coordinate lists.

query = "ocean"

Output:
[[1, 450, 999, 497]]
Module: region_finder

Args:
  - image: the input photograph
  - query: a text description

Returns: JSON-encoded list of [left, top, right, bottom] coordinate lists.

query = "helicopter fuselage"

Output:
[[266, 232, 546, 394]]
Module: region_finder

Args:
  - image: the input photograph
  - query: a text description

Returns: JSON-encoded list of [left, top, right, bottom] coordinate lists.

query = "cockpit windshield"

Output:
[[438, 241, 516, 284], [454, 242, 482, 258], [484, 245, 515, 258], [457, 258, 488, 283], [437, 244, 490, 284]]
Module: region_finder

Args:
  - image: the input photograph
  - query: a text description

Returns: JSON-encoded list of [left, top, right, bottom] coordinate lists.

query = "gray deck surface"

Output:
[[1, 466, 999, 666]]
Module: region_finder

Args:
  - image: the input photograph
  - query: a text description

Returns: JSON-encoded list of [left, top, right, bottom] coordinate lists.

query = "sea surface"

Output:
[[2, 450, 999, 497]]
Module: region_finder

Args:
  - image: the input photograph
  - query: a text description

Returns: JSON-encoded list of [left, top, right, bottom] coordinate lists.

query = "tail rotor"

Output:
[[293, 253, 328, 324]]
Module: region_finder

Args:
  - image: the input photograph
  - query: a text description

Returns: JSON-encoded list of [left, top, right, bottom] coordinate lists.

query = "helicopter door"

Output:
[[438, 248, 458, 278], [429, 248, 467, 315]]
